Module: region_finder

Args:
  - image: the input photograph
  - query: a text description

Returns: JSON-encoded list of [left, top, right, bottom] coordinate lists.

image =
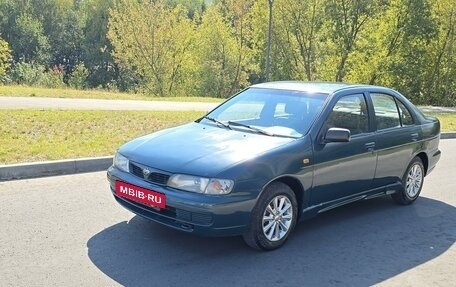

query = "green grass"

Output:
[[427, 113, 456, 133], [0, 110, 204, 164], [0, 85, 224, 103], [1, 110, 454, 165]]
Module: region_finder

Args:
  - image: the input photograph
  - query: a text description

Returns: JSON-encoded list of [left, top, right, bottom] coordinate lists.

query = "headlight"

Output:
[[168, 174, 234, 195], [113, 152, 129, 173], [205, 179, 234, 195]]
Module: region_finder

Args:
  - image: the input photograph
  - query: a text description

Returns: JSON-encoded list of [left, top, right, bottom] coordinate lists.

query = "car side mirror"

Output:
[[324, 128, 351, 143]]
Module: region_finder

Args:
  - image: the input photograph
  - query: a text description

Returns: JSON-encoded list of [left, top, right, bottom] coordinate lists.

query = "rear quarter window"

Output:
[[396, 100, 414, 126]]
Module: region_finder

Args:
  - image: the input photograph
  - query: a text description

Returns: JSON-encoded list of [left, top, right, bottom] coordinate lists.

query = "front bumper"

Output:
[[107, 166, 256, 237]]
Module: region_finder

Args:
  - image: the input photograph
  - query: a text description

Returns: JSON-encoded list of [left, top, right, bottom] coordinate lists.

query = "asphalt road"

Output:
[[0, 96, 218, 111], [1, 140, 455, 287]]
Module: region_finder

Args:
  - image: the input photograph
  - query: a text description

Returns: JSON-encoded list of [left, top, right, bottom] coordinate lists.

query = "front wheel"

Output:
[[392, 156, 425, 205], [243, 182, 298, 251]]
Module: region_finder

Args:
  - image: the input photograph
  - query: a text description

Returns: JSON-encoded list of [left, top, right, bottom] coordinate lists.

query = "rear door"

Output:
[[369, 92, 422, 188]]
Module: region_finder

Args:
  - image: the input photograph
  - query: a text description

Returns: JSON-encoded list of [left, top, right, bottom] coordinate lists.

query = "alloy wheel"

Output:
[[262, 195, 293, 241], [405, 163, 423, 198]]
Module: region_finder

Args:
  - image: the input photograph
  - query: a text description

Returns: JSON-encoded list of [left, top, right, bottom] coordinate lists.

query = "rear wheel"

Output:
[[392, 156, 425, 205], [243, 182, 297, 251]]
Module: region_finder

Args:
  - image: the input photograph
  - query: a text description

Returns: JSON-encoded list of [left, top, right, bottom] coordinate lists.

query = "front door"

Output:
[[311, 93, 377, 205]]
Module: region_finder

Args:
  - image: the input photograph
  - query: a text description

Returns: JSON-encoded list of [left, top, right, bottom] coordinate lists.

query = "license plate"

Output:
[[115, 181, 166, 209]]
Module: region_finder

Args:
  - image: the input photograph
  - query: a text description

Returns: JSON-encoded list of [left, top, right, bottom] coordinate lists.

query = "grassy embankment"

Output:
[[0, 110, 204, 164], [428, 113, 456, 132], [0, 85, 219, 164], [0, 85, 223, 102], [1, 110, 454, 165], [0, 85, 454, 164]]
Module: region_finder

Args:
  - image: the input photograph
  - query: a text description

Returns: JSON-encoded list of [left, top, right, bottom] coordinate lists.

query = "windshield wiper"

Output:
[[203, 116, 231, 129], [227, 121, 274, 136]]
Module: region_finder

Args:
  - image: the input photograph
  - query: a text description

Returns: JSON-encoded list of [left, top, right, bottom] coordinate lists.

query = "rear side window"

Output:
[[325, 94, 369, 135], [371, 94, 400, 130], [396, 100, 414, 126]]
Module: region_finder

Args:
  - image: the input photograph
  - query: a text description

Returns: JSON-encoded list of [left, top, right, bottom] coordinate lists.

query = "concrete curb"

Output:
[[1, 133, 455, 181], [440, 132, 456, 139], [0, 156, 113, 181]]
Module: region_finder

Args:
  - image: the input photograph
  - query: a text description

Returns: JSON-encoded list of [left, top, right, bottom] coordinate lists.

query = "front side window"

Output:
[[203, 88, 328, 138], [325, 94, 369, 136], [371, 93, 401, 130]]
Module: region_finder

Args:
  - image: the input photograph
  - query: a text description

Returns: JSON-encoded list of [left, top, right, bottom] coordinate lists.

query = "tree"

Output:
[[0, 37, 11, 76], [164, 0, 206, 19], [49, 8, 84, 74], [0, 0, 83, 70], [9, 13, 50, 65], [273, 0, 324, 81], [108, 0, 196, 96], [219, 0, 257, 91], [323, 0, 379, 81], [194, 3, 242, 97], [80, 0, 118, 89], [31, 0, 83, 70], [354, 0, 436, 104], [424, 0, 456, 105], [265, 0, 273, 81]]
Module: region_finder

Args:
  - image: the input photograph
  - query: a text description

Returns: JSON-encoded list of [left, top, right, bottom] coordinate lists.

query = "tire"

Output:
[[243, 182, 298, 251], [392, 156, 425, 205]]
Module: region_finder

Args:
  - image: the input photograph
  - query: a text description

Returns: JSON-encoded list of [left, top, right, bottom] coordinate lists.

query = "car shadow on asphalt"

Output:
[[87, 196, 455, 286]]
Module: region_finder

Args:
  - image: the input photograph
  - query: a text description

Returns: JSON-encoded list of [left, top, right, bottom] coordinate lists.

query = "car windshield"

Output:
[[203, 87, 328, 138]]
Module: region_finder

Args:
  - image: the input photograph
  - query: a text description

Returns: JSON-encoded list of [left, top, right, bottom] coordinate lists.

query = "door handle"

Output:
[[411, 133, 419, 141], [365, 142, 375, 152]]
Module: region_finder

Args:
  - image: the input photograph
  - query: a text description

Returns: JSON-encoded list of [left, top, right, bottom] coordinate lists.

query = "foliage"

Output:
[[9, 62, 64, 88], [0, 37, 11, 76], [270, 0, 325, 81], [68, 63, 89, 89], [9, 62, 46, 86], [108, 0, 197, 97], [0, 0, 454, 105], [422, 0, 456, 106], [38, 66, 66, 88], [194, 2, 254, 97], [323, 0, 381, 81], [10, 13, 51, 65], [164, 0, 207, 19], [80, 0, 118, 89]]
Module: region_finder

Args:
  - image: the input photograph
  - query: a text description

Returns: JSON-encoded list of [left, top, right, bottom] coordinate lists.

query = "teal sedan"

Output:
[[107, 82, 441, 250]]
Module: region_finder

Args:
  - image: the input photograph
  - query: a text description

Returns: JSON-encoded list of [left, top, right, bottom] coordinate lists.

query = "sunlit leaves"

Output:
[[108, 0, 196, 96], [0, 37, 10, 76]]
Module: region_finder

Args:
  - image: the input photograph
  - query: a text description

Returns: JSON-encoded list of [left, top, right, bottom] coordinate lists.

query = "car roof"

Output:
[[251, 81, 368, 94]]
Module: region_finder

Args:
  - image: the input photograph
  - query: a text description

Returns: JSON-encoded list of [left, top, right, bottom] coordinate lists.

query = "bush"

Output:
[[0, 38, 11, 77], [68, 63, 89, 89], [9, 62, 43, 85], [8, 62, 64, 88], [39, 65, 65, 88]]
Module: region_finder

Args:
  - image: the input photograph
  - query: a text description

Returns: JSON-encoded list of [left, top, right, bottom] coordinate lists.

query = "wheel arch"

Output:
[[415, 152, 429, 176], [270, 176, 305, 220]]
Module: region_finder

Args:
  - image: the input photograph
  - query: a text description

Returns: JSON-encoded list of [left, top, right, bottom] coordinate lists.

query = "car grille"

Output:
[[116, 196, 213, 226], [130, 162, 170, 185], [175, 209, 213, 225]]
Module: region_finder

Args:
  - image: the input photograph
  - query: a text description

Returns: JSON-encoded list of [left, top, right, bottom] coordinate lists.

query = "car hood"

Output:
[[119, 122, 296, 177]]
